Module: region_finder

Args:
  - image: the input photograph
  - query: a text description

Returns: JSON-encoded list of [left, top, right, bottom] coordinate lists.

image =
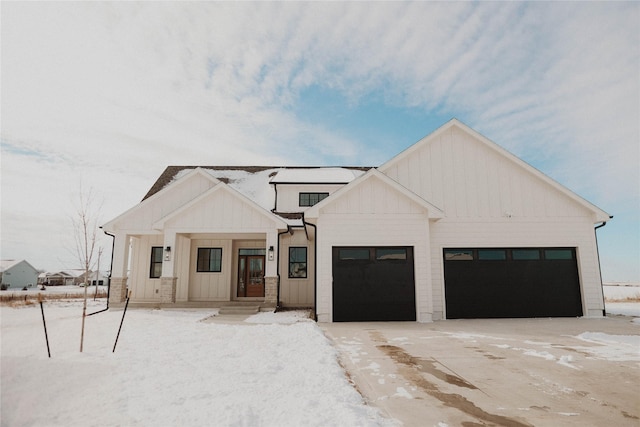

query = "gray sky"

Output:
[[1, 2, 638, 281]]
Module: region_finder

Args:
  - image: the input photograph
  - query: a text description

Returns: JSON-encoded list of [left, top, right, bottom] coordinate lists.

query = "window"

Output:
[[239, 248, 266, 256], [544, 249, 574, 260], [289, 247, 307, 278], [376, 248, 407, 260], [197, 248, 223, 272], [444, 249, 474, 261], [299, 192, 329, 207], [150, 247, 163, 278], [512, 249, 540, 260], [338, 248, 371, 260], [478, 249, 506, 260]]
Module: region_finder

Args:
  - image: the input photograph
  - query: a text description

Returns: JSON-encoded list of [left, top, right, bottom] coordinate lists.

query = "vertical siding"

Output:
[[314, 175, 433, 322], [188, 239, 232, 301], [275, 184, 344, 212], [279, 230, 314, 307], [379, 125, 604, 319], [165, 187, 279, 231], [130, 234, 163, 302]]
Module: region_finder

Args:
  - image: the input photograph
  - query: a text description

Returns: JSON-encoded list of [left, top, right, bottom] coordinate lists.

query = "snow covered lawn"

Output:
[[1, 301, 393, 427]]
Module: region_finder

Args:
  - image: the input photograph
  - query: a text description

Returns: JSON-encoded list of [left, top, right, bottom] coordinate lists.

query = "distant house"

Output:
[[0, 260, 40, 290], [39, 270, 86, 286], [87, 270, 109, 286], [102, 119, 611, 322]]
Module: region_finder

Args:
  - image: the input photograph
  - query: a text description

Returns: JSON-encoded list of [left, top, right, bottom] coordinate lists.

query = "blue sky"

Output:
[[1, 2, 638, 281]]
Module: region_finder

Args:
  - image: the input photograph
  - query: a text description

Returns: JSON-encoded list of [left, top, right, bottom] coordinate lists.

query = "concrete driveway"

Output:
[[321, 316, 639, 427]]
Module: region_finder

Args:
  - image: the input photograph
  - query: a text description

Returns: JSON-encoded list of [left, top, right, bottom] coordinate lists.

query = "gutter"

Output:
[[595, 216, 613, 316], [87, 228, 115, 316], [302, 213, 318, 322]]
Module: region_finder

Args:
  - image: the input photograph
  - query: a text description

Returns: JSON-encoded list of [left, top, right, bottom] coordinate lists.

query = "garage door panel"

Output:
[[333, 247, 416, 322], [444, 248, 582, 319]]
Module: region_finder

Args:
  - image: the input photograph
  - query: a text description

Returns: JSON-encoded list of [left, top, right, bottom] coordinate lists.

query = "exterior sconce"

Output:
[[164, 246, 171, 261], [268, 246, 274, 261]]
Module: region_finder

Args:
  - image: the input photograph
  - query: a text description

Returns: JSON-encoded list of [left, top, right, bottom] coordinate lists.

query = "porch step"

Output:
[[218, 305, 260, 316]]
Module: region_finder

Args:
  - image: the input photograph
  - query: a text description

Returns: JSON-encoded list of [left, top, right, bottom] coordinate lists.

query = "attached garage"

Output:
[[332, 246, 416, 322], [443, 247, 583, 319]]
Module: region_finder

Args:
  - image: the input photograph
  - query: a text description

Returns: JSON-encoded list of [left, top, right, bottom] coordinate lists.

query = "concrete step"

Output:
[[218, 305, 260, 315]]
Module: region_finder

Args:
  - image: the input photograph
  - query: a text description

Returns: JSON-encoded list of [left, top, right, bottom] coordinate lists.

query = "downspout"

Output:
[[302, 213, 318, 322], [272, 183, 278, 212], [594, 217, 612, 316], [275, 226, 291, 312], [87, 229, 115, 316]]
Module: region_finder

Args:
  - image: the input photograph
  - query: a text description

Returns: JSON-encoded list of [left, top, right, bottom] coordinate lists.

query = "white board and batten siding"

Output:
[[129, 234, 163, 302], [279, 230, 315, 308], [187, 239, 233, 301], [381, 123, 607, 319], [312, 174, 434, 323], [276, 184, 345, 213]]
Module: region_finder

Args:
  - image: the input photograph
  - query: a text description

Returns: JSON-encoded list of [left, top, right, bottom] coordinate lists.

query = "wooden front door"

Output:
[[237, 255, 265, 297]]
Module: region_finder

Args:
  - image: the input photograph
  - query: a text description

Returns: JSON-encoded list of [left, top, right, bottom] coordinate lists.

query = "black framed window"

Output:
[[444, 249, 474, 261], [376, 248, 407, 260], [150, 247, 163, 278], [197, 248, 223, 272], [289, 247, 307, 278], [478, 249, 507, 260], [299, 192, 329, 207], [338, 248, 371, 261]]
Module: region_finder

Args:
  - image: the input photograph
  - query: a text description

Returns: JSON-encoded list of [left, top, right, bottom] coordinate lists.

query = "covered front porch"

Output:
[[108, 232, 281, 309]]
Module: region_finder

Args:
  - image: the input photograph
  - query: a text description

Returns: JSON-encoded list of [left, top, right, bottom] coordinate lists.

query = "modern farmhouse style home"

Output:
[[102, 119, 611, 322]]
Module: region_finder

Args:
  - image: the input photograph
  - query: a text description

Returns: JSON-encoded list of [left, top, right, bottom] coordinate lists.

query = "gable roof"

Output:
[[0, 259, 38, 272], [152, 179, 289, 230], [305, 168, 444, 219], [379, 118, 611, 223], [144, 166, 371, 202]]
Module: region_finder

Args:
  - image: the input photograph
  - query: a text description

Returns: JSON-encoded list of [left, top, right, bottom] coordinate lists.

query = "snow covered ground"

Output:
[[1, 301, 394, 427], [1, 289, 638, 427]]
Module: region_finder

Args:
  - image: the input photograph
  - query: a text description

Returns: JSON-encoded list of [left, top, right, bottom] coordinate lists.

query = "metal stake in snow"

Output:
[[112, 291, 131, 353], [38, 294, 51, 358]]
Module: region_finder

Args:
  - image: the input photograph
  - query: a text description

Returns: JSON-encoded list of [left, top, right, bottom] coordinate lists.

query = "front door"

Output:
[[237, 254, 265, 297]]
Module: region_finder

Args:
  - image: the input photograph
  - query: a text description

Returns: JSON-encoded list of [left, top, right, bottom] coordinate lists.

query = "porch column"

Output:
[[109, 232, 130, 304], [160, 231, 177, 303], [161, 277, 177, 303], [264, 276, 278, 305], [264, 231, 279, 305]]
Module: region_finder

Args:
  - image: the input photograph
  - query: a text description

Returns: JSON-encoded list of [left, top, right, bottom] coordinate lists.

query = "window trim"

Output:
[[149, 246, 163, 279], [197, 247, 223, 273], [288, 247, 308, 279]]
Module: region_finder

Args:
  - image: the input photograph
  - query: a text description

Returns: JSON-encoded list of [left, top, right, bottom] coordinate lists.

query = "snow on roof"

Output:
[[149, 166, 370, 215], [269, 167, 366, 184], [197, 168, 279, 212]]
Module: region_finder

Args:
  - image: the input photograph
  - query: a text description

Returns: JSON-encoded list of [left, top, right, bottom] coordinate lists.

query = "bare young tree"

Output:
[[71, 184, 103, 352]]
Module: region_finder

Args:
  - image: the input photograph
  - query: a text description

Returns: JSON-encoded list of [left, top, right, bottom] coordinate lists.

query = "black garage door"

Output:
[[444, 247, 582, 319], [333, 247, 416, 322]]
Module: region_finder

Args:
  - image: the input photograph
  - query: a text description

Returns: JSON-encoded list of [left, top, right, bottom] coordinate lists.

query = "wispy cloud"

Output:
[[1, 2, 638, 278]]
